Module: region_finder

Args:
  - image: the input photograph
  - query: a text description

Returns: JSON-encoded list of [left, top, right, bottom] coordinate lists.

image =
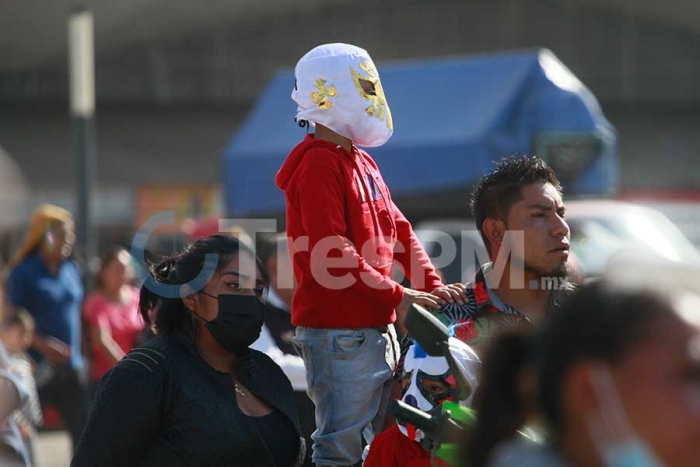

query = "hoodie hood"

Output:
[[276, 135, 343, 191]]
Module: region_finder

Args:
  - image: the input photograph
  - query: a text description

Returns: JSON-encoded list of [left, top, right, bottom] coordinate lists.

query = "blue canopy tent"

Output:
[[224, 48, 617, 219]]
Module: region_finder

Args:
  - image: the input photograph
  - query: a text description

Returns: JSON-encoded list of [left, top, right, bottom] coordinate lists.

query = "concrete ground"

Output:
[[34, 431, 71, 467]]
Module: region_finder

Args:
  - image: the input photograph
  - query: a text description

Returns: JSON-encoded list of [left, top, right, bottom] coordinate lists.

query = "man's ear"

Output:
[[180, 284, 196, 312], [482, 218, 506, 249]]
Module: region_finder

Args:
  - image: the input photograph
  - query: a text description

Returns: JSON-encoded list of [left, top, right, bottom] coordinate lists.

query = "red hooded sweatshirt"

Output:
[[275, 135, 444, 328], [363, 425, 450, 467]]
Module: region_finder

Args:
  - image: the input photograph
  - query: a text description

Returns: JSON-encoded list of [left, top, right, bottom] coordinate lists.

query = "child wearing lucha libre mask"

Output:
[[363, 338, 480, 467], [276, 43, 466, 466]]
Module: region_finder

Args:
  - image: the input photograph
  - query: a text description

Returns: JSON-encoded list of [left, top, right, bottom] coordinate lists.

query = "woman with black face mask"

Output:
[[72, 235, 305, 467]]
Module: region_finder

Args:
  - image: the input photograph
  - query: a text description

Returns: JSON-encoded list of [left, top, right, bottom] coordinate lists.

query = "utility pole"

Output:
[[68, 6, 96, 289]]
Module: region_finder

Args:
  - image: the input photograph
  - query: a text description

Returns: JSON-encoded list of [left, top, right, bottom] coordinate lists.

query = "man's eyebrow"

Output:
[[526, 203, 553, 210]]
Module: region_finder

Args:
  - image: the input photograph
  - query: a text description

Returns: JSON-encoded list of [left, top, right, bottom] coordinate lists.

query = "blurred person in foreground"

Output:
[[0, 310, 43, 464], [4, 204, 87, 452], [276, 42, 465, 467], [72, 235, 305, 466], [479, 281, 700, 467], [364, 336, 480, 467], [82, 246, 143, 395], [252, 234, 315, 467]]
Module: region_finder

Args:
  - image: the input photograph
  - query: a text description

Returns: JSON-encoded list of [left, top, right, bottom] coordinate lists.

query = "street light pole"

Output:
[[68, 6, 96, 289]]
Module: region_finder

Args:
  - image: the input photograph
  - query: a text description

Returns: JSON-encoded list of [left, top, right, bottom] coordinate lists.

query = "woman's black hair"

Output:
[[538, 281, 674, 434], [467, 328, 536, 467], [138, 234, 268, 336]]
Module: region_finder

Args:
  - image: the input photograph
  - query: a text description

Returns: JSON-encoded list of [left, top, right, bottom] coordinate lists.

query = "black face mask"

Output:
[[198, 294, 265, 354]]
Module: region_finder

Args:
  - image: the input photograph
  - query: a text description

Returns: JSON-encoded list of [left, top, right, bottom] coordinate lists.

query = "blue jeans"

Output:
[[293, 326, 399, 466]]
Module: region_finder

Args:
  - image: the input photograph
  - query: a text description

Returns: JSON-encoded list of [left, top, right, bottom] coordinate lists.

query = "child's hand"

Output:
[[396, 289, 443, 328], [431, 283, 467, 305], [397, 288, 442, 313]]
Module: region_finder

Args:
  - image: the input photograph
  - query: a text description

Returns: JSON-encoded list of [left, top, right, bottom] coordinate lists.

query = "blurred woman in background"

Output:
[[72, 235, 305, 466], [4, 204, 86, 453], [82, 246, 143, 392], [479, 281, 700, 467]]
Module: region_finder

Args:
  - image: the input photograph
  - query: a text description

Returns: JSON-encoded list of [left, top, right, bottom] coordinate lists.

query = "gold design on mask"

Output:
[[350, 61, 393, 130], [311, 78, 337, 110]]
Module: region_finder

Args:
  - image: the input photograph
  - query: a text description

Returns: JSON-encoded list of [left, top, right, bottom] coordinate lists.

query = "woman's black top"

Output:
[[249, 410, 301, 467], [71, 334, 305, 467]]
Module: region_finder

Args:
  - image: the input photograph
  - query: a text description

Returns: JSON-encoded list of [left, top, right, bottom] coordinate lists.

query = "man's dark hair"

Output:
[[470, 156, 562, 252]]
